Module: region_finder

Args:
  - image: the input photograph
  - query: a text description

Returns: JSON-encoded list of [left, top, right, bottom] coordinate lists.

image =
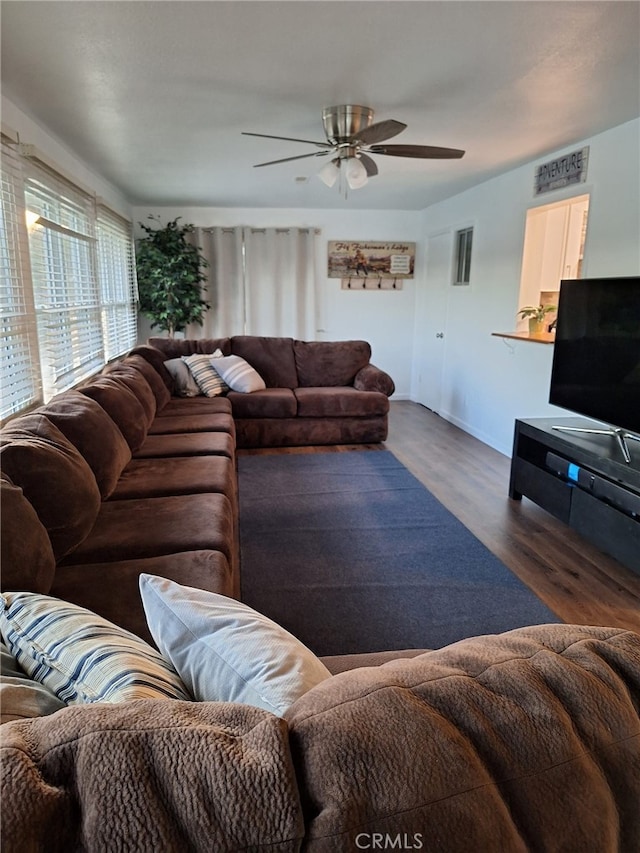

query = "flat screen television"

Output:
[[549, 276, 640, 459]]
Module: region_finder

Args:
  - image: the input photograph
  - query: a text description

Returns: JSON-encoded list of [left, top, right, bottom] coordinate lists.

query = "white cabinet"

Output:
[[518, 194, 589, 328]]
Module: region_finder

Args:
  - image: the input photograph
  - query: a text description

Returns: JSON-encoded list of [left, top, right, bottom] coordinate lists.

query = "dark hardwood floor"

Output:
[[239, 401, 640, 633]]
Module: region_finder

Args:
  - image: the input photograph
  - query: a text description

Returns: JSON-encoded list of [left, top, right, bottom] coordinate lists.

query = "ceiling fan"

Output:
[[242, 105, 465, 190]]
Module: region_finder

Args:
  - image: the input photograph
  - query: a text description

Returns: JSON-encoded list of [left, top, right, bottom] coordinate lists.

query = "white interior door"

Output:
[[414, 230, 453, 412]]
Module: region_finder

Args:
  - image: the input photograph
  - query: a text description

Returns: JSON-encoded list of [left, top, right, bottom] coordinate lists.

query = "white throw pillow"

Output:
[[211, 354, 266, 393], [182, 351, 229, 397], [139, 574, 331, 716], [0, 592, 189, 705]]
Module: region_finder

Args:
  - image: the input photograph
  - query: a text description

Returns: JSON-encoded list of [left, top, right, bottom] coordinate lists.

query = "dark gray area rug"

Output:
[[239, 450, 560, 655]]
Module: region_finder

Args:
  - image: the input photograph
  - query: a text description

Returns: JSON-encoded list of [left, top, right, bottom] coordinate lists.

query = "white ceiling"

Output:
[[2, 1, 639, 210]]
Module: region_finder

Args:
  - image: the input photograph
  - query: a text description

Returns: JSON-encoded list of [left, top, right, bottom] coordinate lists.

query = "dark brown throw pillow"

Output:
[[293, 340, 372, 387]]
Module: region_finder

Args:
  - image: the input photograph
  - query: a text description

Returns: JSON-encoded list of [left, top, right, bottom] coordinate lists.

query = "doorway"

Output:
[[413, 230, 454, 412], [517, 194, 589, 330]]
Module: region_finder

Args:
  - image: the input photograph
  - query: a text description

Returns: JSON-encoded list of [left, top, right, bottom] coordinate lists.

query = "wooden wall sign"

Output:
[[328, 240, 415, 290], [534, 147, 589, 195]]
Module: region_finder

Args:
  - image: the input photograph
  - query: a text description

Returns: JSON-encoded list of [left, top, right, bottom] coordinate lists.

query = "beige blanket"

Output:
[[285, 624, 640, 853], [1, 699, 304, 852]]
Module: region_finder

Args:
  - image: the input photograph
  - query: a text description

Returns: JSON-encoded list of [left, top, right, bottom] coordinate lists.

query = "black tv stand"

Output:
[[552, 424, 640, 464], [509, 417, 640, 573]]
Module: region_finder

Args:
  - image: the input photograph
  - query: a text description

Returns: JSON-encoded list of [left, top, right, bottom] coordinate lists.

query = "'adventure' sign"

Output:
[[534, 147, 589, 195]]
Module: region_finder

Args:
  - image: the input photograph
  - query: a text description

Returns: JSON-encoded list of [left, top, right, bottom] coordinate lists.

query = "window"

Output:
[[0, 135, 42, 420], [24, 163, 105, 399], [0, 141, 138, 419], [453, 227, 473, 285], [96, 205, 138, 360]]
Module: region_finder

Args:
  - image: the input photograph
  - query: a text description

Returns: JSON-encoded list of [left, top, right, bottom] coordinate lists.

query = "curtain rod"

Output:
[[200, 226, 321, 235]]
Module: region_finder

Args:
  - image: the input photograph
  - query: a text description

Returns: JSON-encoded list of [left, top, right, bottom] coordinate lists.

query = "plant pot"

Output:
[[528, 318, 545, 334]]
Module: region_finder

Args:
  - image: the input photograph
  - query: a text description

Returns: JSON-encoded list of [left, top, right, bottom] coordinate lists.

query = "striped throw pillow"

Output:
[[211, 355, 266, 393], [0, 592, 189, 704], [182, 351, 229, 397]]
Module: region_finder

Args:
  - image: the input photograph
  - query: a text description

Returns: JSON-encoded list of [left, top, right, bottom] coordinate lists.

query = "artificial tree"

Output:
[[135, 216, 210, 337]]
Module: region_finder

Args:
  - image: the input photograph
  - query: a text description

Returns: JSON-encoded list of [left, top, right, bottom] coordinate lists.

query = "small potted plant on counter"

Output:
[[517, 304, 557, 334]]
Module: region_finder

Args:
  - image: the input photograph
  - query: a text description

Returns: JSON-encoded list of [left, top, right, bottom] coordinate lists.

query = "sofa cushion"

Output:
[[80, 378, 150, 451], [0, 592, 189, 704], [148, 336, 232, 358], [182, 353, 229, 397], [39, 390, 132, 499], [140, 575, 332, 716], [50, 551, 234, 645], [59, 493, 235, 566], [231, 336, 298, 388], [98, 366, 157, 422], [0, 478, 56, 594], [163, 357, 201, 397], [156, 396, 233, 417], [147, 412, 236, 438], [0, 414, 101, 560], [320, 649, 428, 675], [294, 387, 390, 418], [227, 388, 297, 419], [294, 339, 371, 387], [119, 354, 172, 410], [109, 455, 236, 503], [133, 431, 235, 460], [127, 344, 175, 392]]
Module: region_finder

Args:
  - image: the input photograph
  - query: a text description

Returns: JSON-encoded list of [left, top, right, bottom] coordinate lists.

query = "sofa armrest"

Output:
[[353, 363, 395, 397]]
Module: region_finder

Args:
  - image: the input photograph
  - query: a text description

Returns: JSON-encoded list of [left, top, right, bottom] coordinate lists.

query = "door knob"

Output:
[[436, 332, 444, 339]]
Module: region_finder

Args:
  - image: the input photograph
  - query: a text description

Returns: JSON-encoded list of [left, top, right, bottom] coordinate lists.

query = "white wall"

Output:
[[2, 96, 131, 219], [416, 118, 640, 455], [133, 206, 423, 399]]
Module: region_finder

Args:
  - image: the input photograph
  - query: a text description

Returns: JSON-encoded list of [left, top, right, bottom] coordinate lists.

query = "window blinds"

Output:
[[24, 161, 105, 398], [0, 135, 42, 419], [97, 205, 138, 360]]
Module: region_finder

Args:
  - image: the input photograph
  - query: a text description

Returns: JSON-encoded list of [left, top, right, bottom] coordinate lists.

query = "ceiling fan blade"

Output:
[[368, 144, 465, 159], [358, 152, 379, 177], [253, 151, 330, 168], [351, 119, 407, 145], [242, 131, 332, 149]]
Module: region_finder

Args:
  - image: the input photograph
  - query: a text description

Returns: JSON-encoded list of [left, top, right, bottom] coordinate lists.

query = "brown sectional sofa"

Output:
[[145, 335, 395, 447], [2, 338, 640, 850]]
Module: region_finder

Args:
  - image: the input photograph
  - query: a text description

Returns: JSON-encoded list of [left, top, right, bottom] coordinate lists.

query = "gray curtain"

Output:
[[187, 226, 318, 339]]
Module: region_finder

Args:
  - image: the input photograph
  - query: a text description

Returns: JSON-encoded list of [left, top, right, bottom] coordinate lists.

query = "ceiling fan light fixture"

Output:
[[244, 105, 464, 194], [318, 158, 340, 187], [345, 155, 368, 189]]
